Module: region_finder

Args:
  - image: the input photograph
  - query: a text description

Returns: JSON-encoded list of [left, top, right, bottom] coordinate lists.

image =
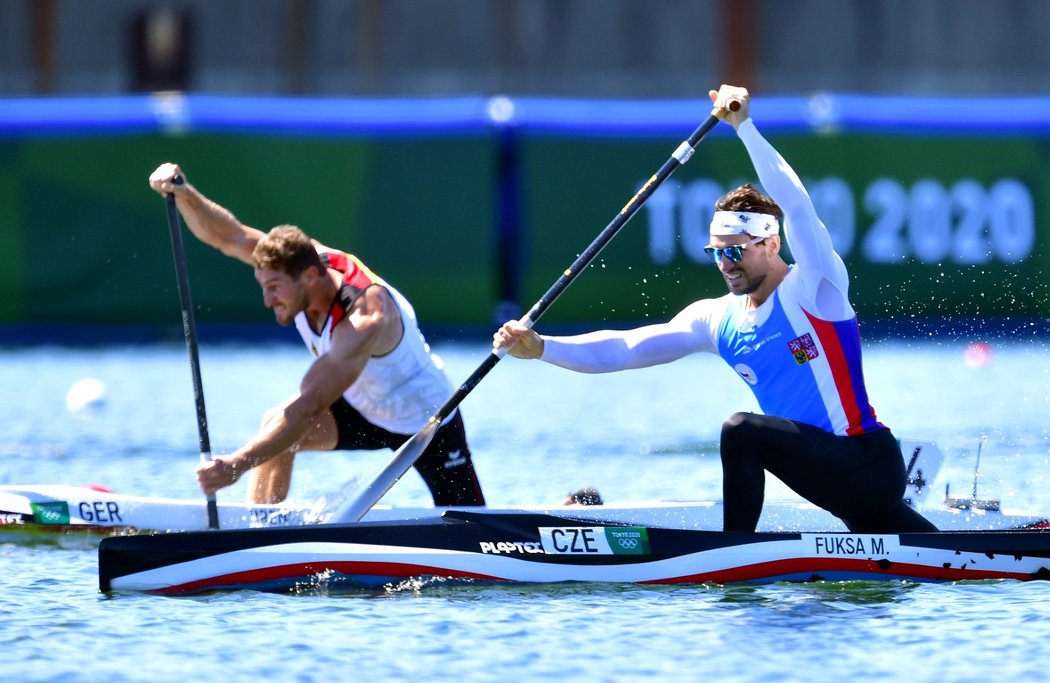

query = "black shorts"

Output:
[[719, 412, 937, 533], [330, 398, 485, 506]]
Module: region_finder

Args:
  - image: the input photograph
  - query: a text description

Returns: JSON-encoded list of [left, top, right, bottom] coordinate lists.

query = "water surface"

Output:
[[2, 338, 1049, 682]]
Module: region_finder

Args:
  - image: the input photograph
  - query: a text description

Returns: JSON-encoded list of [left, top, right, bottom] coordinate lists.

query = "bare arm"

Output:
[[148, 162, 265, 265], [196, 287, 395, 493], [226, 348, 369, 473]]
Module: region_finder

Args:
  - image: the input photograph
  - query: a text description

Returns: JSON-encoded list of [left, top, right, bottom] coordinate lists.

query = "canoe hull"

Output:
[[99, 510, 1050, 595]]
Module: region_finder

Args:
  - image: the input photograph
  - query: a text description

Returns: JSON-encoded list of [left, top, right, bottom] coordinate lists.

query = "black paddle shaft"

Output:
[[334, 108, 729, 522], [165, 175, 220, 529], [434, 112, 725, 423]]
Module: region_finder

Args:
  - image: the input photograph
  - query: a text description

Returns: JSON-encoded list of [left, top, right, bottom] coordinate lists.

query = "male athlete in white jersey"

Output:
[[149, 164, 486, 507], [494, 85, 936, 533]]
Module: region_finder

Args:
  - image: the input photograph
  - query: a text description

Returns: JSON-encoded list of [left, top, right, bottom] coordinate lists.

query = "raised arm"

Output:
[[148, 162, 265, 265], [711, 86, 850, 318]]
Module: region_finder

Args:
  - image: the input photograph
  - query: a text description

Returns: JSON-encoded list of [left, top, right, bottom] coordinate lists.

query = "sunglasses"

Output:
[[704, 236, 767, 264]]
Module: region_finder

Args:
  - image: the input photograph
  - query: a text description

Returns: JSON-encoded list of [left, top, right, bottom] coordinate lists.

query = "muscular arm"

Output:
[[225, 287, 394, 474], [148, 162, 264, 265]]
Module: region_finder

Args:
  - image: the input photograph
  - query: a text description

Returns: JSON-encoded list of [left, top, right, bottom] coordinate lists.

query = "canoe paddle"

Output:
[[330, 102, 736, 523], [164, 175, 220, 529]]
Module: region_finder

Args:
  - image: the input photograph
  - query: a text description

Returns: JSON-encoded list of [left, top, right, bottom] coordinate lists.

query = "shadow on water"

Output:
[[718, 579, 915, 606], [706, 579, 920, 631], [275, 572, 919, 610]]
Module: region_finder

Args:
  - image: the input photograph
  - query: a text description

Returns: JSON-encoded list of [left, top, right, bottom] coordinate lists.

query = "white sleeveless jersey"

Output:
[[293, 251, 453, 434]]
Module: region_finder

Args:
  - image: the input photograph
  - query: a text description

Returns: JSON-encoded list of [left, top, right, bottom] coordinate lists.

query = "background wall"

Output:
[[2, 0, 1048, 342], [4, 0, 1050, 98]]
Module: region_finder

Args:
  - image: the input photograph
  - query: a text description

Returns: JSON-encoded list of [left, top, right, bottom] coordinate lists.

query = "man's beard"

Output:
[[726, 271, 764, 296]]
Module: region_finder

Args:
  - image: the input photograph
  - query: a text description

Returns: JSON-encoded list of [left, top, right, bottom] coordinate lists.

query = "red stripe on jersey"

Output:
[[804, 311, 864, 436], [321, 251, 377, 327]]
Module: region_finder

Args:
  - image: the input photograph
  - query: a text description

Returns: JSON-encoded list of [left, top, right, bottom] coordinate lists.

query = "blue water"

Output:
[[3, 337, 1050, 682]]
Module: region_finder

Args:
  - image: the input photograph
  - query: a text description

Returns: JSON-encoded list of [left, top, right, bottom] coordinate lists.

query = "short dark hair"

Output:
[[252, 225, 324, 277], [715, 183, 783, 220], [567, 487, 603, 505]]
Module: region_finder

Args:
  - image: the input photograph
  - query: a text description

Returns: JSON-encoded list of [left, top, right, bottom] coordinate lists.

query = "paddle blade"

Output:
[[328, 420, 440, 523]]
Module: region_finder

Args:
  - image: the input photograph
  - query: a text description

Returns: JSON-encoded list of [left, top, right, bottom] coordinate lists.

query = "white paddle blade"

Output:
[[328, 420, 440, 523], [899, 438, 944, 507]]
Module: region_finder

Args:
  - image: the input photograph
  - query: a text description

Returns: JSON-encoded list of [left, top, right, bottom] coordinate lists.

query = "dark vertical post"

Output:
[[30, 0, 56, 94], [722, 0, 755, 88], [283, 0, 310, 94], [493, 119, 523, 325]]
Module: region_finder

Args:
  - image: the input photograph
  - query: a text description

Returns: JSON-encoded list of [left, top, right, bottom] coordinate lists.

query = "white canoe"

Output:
[[4, 439, 1046, 543], [3, 484, 1047, 548]]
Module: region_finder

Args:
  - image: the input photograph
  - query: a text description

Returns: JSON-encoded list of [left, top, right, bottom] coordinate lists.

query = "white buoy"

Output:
[[66, 377, 107, 413]]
